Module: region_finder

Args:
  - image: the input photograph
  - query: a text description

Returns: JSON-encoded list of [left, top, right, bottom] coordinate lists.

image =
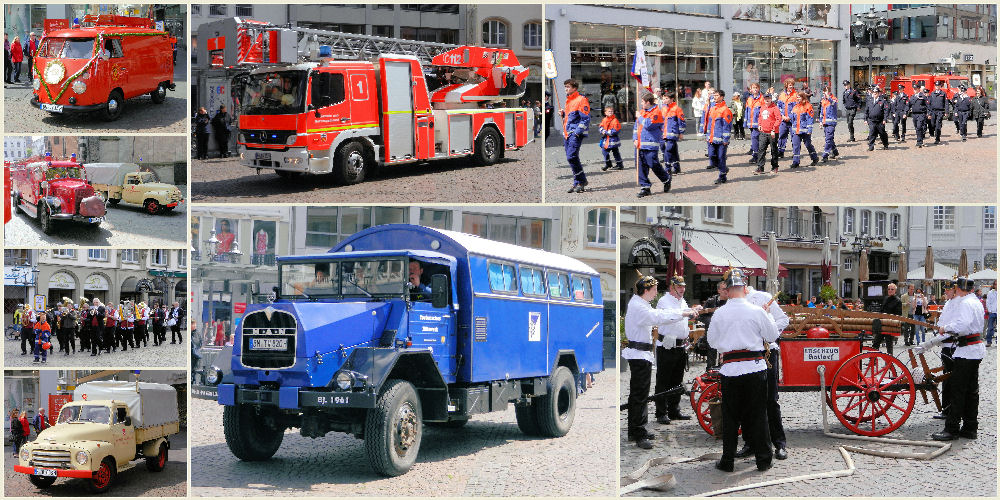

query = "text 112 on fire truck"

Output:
[[196, 18, 534, 185]]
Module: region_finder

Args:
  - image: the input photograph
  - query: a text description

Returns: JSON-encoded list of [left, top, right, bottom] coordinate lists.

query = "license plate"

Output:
[[255, 152, 271, 161], [40, 103, 63, 113], [34, 467, 58, 477], [251, 337, 287, 351]]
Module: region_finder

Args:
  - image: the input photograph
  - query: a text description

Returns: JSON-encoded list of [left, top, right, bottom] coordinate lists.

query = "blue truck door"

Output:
[[407, 302, 457, 382]]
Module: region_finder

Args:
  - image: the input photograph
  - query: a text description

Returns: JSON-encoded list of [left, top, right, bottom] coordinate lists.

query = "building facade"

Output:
[[4, 5, 186, 48], [747, 206, 838, 301], [907, 205, 998, 272], [546, 4, 851, 121], [834, 206, 908, 299], [849, 4, 996, 94], [470, 5, 543, 104]]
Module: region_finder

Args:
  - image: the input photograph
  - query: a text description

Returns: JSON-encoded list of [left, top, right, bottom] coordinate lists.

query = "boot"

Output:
[[602, 161, 612, 171]]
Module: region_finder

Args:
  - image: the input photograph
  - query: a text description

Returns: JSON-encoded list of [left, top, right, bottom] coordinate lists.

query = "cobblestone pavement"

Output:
[[4, 53, 187, 134], [3, 188, 188, 247], [190, 370, 616, 497], [4, 430, 187, 497], [619, 346, 997, 496], [545, 119, 997, 203], [3, 333, 188, 368], [190, 140, 542, 204]]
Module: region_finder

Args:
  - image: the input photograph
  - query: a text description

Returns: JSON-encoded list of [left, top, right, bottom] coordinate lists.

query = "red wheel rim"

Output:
[[147, 202, 158, 214], [94, 462, 110, 489], [158, 447, 166, 467], [829, 352, 915, 436], [693, 382, 720, 435]]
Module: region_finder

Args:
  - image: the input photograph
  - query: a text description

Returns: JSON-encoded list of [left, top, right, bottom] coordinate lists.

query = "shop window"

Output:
[[483, 19, 509, 47]]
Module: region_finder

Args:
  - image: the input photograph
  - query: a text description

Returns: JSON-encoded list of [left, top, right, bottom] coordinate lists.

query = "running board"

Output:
[[20, 201, 38, 218]]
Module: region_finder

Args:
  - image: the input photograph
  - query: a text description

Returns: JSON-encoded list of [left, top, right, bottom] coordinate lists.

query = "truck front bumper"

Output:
[[14, 465, 92, 478], [239, 146, 331, 174], [219, 383, 375, 409], [30, 96, 106, 114], [50, 213, 103, 223]]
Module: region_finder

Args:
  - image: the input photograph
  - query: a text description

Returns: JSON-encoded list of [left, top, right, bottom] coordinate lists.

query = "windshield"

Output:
[[45, 166, 84, 180], [57, 405, 111, 425], [128, 172, 158, 184], [37, 38, 95, 59], [949, 78, 969, 89], [242, 71, 308, 115], [280, 258, 407, 298]]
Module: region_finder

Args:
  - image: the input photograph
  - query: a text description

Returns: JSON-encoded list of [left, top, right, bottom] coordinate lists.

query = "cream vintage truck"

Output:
[[15, 381, 179, 494], [83, 163, 184, 215]]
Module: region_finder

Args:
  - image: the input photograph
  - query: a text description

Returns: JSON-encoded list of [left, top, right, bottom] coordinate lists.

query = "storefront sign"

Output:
[[629, 237, 665, 265], [964, 54, 974, 62], [34, 294, 46, 311], [83, 274, 109, 291], [48, 272, 75, 289], [778, 43, 798, 58], [4, 266, 35, 286], [856, 56, 888, 62], [641, 35, 665, 53], [234, 302, 247, 314]]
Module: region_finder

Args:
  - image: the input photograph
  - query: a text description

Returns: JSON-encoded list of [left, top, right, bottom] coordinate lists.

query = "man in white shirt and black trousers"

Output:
[[623, 274, 700, 449], [735, 285, 790, 461], [932, 280, 958, 420], [653, 274, 701, 424], [707, 269, 779, 472], [918, 277, 985, 441]]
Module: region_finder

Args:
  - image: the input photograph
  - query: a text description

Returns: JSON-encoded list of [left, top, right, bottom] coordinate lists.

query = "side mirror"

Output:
[[272, 286, 280, 294], [431, 274, 449, 309], [314, 109, 321, 118]]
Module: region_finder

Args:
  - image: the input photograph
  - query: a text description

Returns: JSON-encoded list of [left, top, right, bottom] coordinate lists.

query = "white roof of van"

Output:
[[431, 227, 598, 275]]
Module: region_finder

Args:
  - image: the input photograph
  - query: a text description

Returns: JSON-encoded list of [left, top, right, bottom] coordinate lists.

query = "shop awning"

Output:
[[657, 227, 788, 278]]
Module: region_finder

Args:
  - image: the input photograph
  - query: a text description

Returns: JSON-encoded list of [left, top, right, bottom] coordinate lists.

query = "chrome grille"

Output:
[[32, 449, 71, 468], [241, 309, 297, 369]]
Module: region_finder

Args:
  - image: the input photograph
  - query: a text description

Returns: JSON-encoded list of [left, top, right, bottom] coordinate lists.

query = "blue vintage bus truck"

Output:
[[202, 224, 604, 476]]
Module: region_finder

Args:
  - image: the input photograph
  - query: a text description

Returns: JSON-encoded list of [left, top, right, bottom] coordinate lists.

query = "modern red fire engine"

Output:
[[196, 18, 534, 184], [889, 73, 975, 99]]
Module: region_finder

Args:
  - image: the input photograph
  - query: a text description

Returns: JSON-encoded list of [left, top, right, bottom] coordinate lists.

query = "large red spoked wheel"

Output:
[[692, 381, 721, 435], [829, 351, 915, 436]]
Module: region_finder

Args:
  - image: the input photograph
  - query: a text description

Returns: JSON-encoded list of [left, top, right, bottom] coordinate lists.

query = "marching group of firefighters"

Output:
[[13, 299, 185, 363], [561, 78, 992, 197], [623, 271, 986, 473]]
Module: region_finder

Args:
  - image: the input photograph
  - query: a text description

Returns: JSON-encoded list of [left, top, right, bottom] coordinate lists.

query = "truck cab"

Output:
[[10, 154, 106, 234], [210, 224, 603, 476], [890, 74, 975, 99]]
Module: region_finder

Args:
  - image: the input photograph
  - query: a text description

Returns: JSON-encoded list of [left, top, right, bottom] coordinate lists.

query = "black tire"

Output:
[[12, 193, 23, 214], [28, 475, 56, 488], [275, 170, 304, 180], [39, 202, 54, 234], [107, 198, 120, 206], [222, 404, 284, 461], [145, 442, 168, 472], [425, 417, 469, 429], [473, 127, 502, 165], [514, 402, 541, 436], [332, 141, 370, 185], [534, 366, 577, 437], [87, 457, 116, 494], [103, 90, 125, 121], [143, 199, 162, 215], [150, 83, 167, 104], [364, 379, 422, 476]]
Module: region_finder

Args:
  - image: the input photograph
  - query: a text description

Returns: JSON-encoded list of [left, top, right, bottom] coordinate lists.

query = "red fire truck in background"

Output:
[[889, 74, 976, 99], [197, 18, 533, 185]]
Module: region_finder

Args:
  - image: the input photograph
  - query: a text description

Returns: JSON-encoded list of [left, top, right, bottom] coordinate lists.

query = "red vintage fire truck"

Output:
[[198, 18, 533, 184], [31, 15, 177, 121], [889, 74, 975, 98], [9, 153, 107, 234]]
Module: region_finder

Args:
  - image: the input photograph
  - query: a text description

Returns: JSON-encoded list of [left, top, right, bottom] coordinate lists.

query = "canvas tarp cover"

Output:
[[73, 381, 177, 428]]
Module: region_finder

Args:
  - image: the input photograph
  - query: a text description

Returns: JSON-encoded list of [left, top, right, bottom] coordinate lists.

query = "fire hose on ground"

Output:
[[620, 353, 951, 496]]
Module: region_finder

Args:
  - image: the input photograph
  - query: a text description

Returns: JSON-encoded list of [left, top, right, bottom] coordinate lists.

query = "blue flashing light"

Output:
[[318, 45, 332, 58]]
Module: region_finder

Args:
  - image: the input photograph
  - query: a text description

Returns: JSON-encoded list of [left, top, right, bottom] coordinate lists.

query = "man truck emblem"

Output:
[[528, 312, 541, 341], [803, 347, 839, 361]]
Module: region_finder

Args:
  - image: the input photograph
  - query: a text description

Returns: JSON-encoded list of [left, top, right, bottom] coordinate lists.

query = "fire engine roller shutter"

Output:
[[504, 113, 515, 146], [384, 61, 416, 159]]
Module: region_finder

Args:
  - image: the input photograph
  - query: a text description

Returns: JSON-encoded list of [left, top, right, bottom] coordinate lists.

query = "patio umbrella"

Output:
[[925, 245, 935, 295], [968, 268, 997, 281], [766, 232, 780, 296], [820, 236, 832, 285], [859, 249, 869, 283], [958, 249, 968, 277], [671, 224, 685, 278], [897, 247, 907, 287]]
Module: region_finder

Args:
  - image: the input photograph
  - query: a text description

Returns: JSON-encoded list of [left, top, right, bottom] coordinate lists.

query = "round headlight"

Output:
[[206, 367, 222, 385], [72, 80, 87, 95], [335, 371, 353, 391], [20, 449, 29, 462], [32, 78, 40, 91], [285, 134, 298, 146], [76, 451, 88, 465]]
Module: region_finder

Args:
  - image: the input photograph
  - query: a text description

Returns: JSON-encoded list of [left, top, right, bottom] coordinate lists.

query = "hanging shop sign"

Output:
[[83, 274, 110, 291], [778, 43, 798, 58], [642, 34, 665, 53], [48, 272, 76, 289]]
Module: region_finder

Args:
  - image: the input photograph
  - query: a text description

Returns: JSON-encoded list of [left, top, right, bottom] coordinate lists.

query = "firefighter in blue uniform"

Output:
[[928, 80, 949, 144], [633, 93, 672, 198], [891, 89, 910, 143], [705, 89, 734, 184], [865, 85, 890, 151], [909, 84, 930, 148], [788, 91, 819, 168], [819, 86, 839, 162], [841, 80, 861, 142], [952, 84, 972, 142], [561, 78, 591, 193]]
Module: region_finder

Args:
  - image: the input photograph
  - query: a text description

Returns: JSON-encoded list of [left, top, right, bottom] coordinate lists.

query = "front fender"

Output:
[[42, 196, 62, 212], [141, 437, 168, 457]]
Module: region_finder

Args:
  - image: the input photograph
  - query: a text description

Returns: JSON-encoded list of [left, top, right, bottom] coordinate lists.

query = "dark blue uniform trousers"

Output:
[[662, 139, 680, 172], [912, 113, 927, 145], [777, 120, 791, 153], [822, 124, 838, 158], [564, 134, 587, 185], [791, 133, 818, 166], [708, 143, 728, 179], [637, 148, 670, 188]]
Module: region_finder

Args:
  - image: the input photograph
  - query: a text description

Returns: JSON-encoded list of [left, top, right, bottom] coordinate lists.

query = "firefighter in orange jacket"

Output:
[[598, 106, 624, 171], [660, 91, 685, 174], [743, 82, 764, 162], [819, 87, 840, 162], [632, 93, 672, 198], [561, 79, 591, 193], [776, 80, 798, 158], [705, 89, 733, 184], [788, 91, 820, 168]]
